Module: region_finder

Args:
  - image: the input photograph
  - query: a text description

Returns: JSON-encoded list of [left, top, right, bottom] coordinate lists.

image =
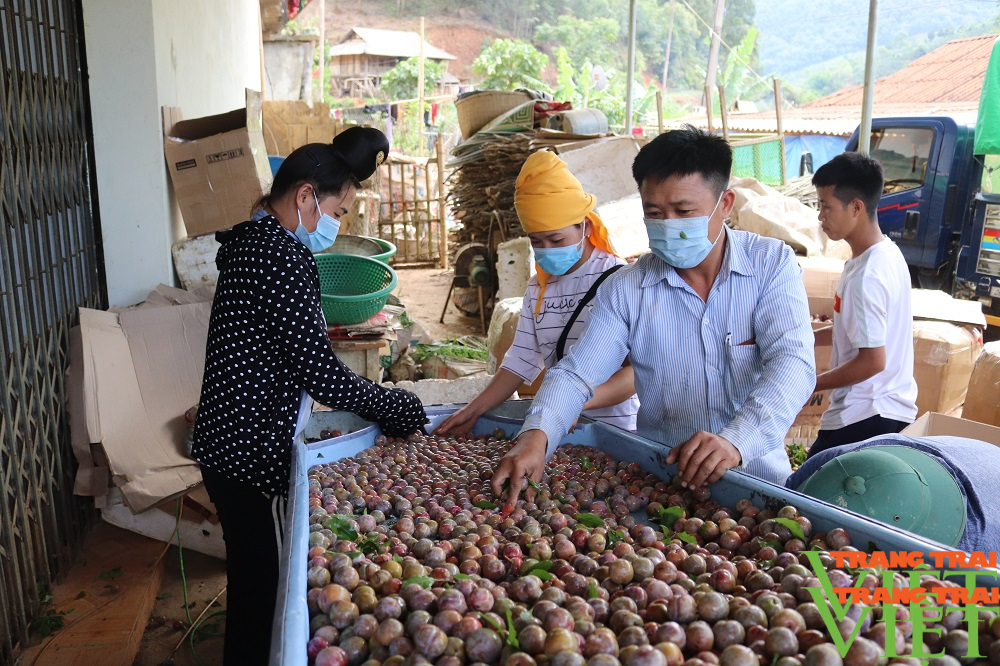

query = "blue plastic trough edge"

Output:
[[271, 401, 998, 666]]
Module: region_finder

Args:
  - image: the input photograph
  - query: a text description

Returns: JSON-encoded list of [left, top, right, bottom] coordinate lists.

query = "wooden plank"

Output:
[[17, 523, 165, 665]]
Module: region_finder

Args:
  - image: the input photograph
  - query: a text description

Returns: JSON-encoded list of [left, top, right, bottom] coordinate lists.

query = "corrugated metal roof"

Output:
[[328, 27, 457, 61], [675, 101, 981, 137], [807, 34, 998, 108]]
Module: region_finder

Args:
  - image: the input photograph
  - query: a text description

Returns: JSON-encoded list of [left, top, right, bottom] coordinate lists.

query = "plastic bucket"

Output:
[[546, 108, 609, 134]]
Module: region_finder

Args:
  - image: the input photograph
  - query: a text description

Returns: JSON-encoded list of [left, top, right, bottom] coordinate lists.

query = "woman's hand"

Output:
[[377, 388, 428, 437], [432, 404, 480, 436]]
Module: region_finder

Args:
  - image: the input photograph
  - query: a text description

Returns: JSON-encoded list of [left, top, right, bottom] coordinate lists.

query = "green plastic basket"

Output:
[[364, 236, 397, 265], [315, 234, 397, 265], [319, 234, 384, 257], [315, 254, 398, 325]]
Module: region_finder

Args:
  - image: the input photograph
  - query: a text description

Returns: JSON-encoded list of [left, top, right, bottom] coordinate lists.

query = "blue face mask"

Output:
[[295, 192, 341, 253], [644, 194, 725, 269], [533, 223, 586, 275]]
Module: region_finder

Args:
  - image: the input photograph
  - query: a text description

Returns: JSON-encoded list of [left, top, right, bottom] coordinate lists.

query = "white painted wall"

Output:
[[82, 0, 262, 307]]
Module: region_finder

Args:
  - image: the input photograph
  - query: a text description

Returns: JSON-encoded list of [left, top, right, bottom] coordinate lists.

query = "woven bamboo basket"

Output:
[[455, 90, 533, 139]]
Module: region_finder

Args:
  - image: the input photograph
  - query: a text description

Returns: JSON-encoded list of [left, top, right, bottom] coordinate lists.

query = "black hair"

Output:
[[253, 126, 389, 212], [812, 152, 884, 221], [631, 124, 732, 197], [253, 143, 359, 212]]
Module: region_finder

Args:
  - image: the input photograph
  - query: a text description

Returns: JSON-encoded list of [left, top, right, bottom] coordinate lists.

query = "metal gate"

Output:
[[0, 0, 103, 660]]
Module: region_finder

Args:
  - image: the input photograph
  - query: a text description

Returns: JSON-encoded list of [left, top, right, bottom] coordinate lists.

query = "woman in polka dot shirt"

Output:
[[192, 127, 427, 664]]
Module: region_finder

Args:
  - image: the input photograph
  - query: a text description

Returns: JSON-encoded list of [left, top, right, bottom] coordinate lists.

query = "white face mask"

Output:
[[295, 192, 341, 253], [643, 193, 725, 268]]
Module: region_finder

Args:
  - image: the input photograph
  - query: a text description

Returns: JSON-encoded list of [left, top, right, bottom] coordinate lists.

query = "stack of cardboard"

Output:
[[795, 257, 843, 422], [262, 99, 349, 157], [70, 285, 223, 558]]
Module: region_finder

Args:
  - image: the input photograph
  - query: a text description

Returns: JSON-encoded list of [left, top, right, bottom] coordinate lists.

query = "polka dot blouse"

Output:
[[192, 215, 427, 496]]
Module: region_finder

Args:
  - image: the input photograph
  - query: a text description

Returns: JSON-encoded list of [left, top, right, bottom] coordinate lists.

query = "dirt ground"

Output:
[[393, 266, 487, 342], [133, 547, 227, 666]]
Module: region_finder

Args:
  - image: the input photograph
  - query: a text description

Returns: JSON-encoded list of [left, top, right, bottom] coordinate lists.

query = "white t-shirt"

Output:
[[820, 237, 918, 430], [501, 248, 640, 430]]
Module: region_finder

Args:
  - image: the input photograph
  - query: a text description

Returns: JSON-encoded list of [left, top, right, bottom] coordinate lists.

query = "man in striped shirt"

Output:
[[492, 126, 816, 503]]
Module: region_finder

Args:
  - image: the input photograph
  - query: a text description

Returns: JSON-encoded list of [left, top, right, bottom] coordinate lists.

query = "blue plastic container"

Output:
[[268, 155, 285, 176], [271, 401, 999, 665]]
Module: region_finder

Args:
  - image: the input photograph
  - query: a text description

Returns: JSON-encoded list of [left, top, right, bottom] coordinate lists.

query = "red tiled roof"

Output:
[[806, 34, 999, 108]]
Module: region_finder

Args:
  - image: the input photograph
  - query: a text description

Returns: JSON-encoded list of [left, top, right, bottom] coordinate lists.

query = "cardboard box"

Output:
[[910, 290, 986, 417], [163, 89, 272, 238], [262, 99, 348, 157], [796, 257, 844, 417], [911, 288, 987, 328], [70, 285, 212, 512], [901, 411, 1000, 448], [961, 341, 1000, 427], [912, 320, 982, 416]]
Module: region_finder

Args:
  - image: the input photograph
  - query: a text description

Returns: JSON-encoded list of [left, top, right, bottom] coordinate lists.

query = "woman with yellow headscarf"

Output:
[[435, 150, 639, 436]]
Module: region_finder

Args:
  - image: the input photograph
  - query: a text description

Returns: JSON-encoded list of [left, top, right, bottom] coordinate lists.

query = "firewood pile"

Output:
[[448, 133, 534, 247], [448, 130, 617, 248]]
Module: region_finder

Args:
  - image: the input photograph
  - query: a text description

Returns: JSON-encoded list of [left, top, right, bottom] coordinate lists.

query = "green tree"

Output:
[[718, 27, 773, 108], [553, 50, 672, 129], [534, 15, 621, 71], [380, 56, 445, 101], [554, 46, 576, 101], [472, 38, 550, 91]]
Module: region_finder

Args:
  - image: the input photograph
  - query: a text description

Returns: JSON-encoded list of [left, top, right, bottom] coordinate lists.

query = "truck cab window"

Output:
[[870, 127, 935, 195]]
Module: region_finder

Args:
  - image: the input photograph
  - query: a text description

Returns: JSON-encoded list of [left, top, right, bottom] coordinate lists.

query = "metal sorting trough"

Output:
[[272, 401, 998, 665]]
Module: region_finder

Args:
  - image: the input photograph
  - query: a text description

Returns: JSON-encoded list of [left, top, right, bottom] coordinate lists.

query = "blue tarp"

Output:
[[784, 134, 850, 177]]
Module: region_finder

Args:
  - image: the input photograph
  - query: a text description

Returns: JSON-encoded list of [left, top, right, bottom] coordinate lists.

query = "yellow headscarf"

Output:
[[514, 150, 618, 316]]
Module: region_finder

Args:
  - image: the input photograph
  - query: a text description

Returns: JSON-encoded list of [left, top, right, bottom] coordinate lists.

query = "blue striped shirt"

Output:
[[520, 229, 816, 485]]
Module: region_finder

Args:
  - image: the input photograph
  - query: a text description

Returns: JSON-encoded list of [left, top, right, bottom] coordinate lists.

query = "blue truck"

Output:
[[840, 35, 1000, 316], [843, 117, 1000, 315]]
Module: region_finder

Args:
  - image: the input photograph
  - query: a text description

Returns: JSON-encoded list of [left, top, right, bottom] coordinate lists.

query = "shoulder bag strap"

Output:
[[555, 264, 623, 361]]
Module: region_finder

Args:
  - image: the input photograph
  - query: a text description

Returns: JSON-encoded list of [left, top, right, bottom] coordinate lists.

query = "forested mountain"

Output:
[[320, 0, 1000, 102], [756, 0, 1000, 96]]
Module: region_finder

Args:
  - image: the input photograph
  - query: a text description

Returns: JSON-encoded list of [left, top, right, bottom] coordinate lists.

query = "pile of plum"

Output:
[[304, 432, 999, 666]]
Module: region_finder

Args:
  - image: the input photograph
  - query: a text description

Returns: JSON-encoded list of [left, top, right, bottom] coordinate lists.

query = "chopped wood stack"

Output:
[[448, 133, 534, 247], [447, 130, 617, 248]]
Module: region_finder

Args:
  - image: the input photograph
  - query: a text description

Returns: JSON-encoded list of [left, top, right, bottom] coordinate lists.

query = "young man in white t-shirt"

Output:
[[807, 152, 918, 460]]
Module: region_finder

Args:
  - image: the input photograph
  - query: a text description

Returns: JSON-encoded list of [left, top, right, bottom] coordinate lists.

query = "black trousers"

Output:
[[201, 466, 286, 666], [807, 414, 910, 460]]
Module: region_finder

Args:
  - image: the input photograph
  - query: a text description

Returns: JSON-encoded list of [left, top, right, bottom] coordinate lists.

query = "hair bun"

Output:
[[330, 126, 390, 181]]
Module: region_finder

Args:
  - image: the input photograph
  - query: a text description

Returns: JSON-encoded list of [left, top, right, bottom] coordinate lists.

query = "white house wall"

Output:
[[82, 0, 262, 307]]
